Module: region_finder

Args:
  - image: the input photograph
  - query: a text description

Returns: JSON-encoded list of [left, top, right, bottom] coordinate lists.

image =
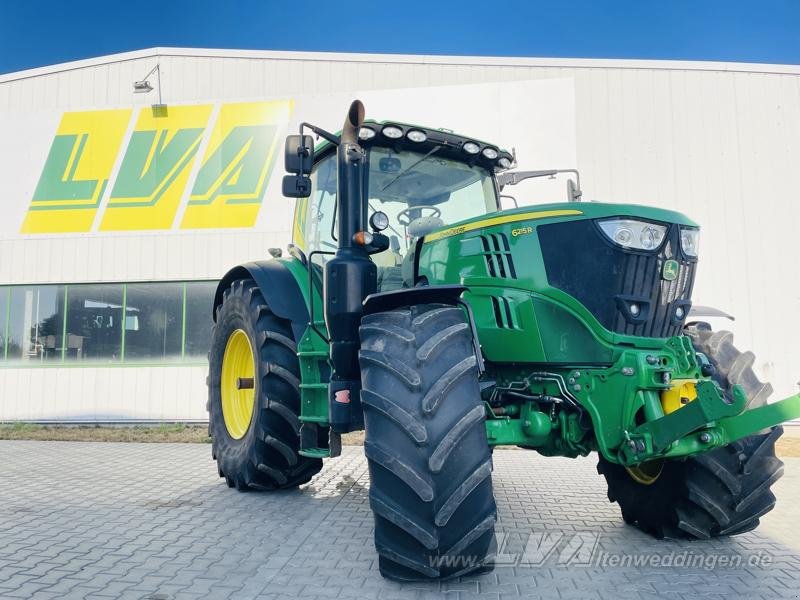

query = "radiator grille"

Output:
[[538, 220, 696, 338]]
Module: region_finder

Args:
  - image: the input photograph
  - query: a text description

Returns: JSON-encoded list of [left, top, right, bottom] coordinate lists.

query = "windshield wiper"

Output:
[[381, 146, 441, 192]]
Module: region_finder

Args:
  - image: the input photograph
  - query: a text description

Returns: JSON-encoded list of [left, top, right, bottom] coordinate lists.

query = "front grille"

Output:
[[538, 219, 696, 338]]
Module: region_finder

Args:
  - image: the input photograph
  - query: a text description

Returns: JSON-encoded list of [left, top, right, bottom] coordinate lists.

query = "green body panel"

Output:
[[419, 201, 696, 361]]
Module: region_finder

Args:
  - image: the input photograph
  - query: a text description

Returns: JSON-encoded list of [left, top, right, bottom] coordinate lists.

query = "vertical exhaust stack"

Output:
[[324, 100, 376, 433], [336, 100, 366, 249]]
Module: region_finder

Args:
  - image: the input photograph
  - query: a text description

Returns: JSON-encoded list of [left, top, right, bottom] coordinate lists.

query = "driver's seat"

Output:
[[377, 266, 403, 292], [374, 235, 405, 292]]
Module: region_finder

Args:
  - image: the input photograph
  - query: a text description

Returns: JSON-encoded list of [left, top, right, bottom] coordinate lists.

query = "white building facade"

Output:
[[0, 48, 797, 422]]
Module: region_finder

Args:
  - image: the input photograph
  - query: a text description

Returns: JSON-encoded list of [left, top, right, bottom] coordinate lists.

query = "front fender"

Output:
[[213, 259, 312, 343], [362, 284, 467, 315]]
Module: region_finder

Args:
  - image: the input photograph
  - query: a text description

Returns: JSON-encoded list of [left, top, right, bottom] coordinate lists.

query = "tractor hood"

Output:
[[418, 199, 702, 351], [423, 201, 698, 243]]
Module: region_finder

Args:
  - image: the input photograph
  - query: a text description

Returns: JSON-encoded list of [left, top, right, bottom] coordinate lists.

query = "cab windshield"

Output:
[[366, 146, 498, 254], [297, 145, 498, 264]]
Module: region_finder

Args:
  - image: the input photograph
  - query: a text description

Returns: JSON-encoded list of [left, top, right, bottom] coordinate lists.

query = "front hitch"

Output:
[[619, 380, 800, 464]]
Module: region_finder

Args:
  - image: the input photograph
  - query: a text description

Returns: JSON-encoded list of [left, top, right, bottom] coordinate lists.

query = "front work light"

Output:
[[369, 211, 390, 231], [382, 125, 403, 139], [598, 219, 667, 251], [358, 127, 377, 141], [482, 147, 499, 160], [406, 130, 427, 143], [680, 227, 700, 257], [462, 141, 480, 155]]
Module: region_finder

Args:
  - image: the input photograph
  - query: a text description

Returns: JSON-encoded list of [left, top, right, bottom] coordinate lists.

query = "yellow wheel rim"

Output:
[[625, 460, 664, 485], [661, 379, 698, 414], [220, 329, 256, 440]]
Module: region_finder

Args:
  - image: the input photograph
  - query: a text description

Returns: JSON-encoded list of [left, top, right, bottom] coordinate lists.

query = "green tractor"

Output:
[[207, 100, 800, 581]]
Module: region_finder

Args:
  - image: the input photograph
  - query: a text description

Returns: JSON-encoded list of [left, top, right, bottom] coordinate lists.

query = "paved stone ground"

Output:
[[0, 441, 798, 600]]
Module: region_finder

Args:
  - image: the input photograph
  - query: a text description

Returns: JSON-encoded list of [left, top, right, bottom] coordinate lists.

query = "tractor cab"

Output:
[[290, 120, 513, 291]]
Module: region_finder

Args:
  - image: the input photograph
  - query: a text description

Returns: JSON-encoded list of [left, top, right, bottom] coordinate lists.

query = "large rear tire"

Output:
[[359, 304, 497, 581], [598, 327, 784, 539], [208, 278, 322, 490]]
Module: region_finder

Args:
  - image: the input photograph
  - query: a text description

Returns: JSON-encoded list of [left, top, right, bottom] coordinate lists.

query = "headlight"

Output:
[[406, 129, 427, 143], [598, 219, 667, 251], [382, 125, 403, 139], [680, 227, 700, 257], [358, 126, 376, 141]]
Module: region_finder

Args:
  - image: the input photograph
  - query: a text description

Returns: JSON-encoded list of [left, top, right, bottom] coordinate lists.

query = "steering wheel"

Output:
[[397, 205, 442, 226]]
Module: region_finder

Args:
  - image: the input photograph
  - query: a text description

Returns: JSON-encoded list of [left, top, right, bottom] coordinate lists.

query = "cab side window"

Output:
[[303, 154, 337, 263]]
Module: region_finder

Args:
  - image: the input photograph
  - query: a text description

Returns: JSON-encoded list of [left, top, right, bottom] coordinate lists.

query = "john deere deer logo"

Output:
[[662, 259, 679, 281]]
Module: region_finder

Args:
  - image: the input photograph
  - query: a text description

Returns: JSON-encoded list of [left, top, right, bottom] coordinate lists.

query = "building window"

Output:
[[184, 281, 216, 358], [0, 280, 218, 367], [124, 282, 184, 361], [64, 284, 124, 362], [6, 285, 66, 364], [0, 287, 8, 361]]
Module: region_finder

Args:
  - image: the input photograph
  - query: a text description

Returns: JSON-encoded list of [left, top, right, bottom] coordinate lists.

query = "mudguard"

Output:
[[213, 260, 310, 343], [362, 284, 467, 315]]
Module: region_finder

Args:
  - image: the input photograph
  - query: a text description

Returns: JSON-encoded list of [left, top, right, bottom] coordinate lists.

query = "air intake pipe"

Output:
[[324, 100, 376, 432]]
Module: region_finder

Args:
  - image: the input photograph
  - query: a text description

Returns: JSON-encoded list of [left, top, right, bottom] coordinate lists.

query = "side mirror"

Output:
[[285, 135, 314, 174], [567, 178, 582, 202], [283, 175, 311, 198]]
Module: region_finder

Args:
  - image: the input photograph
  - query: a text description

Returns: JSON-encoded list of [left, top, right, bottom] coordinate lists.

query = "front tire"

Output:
[[598, 327, 784, 539], [208, 278, 322, 490], [359, 303, 497, 581]]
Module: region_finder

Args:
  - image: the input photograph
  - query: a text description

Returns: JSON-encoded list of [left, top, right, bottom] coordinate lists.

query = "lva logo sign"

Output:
[[20, 100, 292, 233]]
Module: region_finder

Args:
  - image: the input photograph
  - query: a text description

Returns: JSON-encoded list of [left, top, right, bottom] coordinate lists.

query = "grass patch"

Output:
[[7, 422, 42, 433], [0, 423, 209, 443]]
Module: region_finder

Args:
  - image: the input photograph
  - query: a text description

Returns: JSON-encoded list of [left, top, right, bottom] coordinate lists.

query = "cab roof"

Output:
[[311, 119, 514, 174]]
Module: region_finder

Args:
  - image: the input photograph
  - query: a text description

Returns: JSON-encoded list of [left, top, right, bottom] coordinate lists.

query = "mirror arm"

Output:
[[497, 169, 558, 189], [497, 168, 583, 201], [562, 169, 582, 201], [300, 122, 341, 146], [499, 194, 518, 208]]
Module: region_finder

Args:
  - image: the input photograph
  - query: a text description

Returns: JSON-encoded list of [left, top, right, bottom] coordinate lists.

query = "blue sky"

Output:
[[1, 0, 799, 74]]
